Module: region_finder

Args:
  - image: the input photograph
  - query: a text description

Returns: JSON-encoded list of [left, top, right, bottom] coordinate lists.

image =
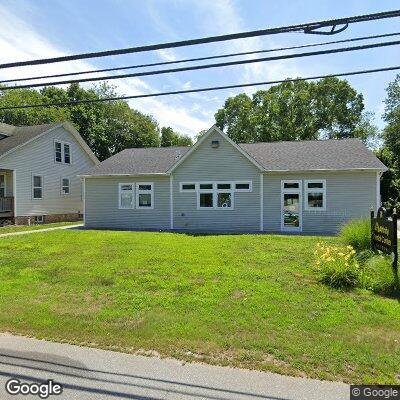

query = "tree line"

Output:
[[0, 83, 192, 161], [0, 75, 399, 208]]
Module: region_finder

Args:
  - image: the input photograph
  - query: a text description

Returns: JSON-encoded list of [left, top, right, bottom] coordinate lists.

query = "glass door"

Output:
[[281, 180, 302, 232]]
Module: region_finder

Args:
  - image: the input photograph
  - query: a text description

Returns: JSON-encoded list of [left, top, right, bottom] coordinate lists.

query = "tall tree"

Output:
[[161, 126, 192, 147], [0, 83, 161, 160], [379, 74, 400, 209], [215, 77, 376, 144]]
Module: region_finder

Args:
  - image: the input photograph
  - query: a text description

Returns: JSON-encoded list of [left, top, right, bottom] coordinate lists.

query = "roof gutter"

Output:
[[78, 173, 169, 178], [263, 167, 388, 173]]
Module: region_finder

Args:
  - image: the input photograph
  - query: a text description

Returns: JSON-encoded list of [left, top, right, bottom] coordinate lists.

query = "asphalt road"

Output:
[[0, 333, 349, 400]]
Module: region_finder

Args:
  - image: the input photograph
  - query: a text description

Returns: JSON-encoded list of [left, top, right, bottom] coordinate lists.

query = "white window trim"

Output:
[[54, 140, 72, 165], [0, 173, 6, 197], [136, 182, 154, 210], [32, 174, 43, 200], [196, 181, 234, 210], [281, 180, 302, 232], [234, 181, 252, 192], [60, 177, 71, 196], [118, 183, 135, 209], [180, 180, 252, 211], [179, 182, 197, 192], [281, 179, 302, 192], [304, 179, 326, 211]]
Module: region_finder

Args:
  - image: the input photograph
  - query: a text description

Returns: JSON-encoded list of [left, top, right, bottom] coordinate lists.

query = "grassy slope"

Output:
[[0, 221, 80, 235], [0, 230, 399, 383]]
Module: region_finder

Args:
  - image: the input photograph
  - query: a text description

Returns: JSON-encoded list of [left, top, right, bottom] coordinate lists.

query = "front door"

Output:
[[281, 180, 302, 232]]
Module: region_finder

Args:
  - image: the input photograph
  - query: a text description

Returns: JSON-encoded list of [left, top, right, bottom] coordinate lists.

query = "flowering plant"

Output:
[[314, 242, 360, 289]]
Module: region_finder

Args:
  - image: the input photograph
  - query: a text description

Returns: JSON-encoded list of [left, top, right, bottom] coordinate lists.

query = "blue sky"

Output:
[[0, 0, 399, 137]]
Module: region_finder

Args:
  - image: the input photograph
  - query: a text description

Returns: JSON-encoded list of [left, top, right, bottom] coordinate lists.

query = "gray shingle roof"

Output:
[[84, 137, 386, 176], [83, 146, 191, 175], [0, 122, 60, 157], [240, 138, 386, 171]]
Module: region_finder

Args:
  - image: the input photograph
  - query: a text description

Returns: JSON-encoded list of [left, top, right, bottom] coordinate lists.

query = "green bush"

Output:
[[360, 254, 398, 295], [339, 219, 371, 251]]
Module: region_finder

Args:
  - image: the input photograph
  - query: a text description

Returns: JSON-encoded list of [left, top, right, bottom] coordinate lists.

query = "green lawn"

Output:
[[0, 221, 81, 235], [0, 230, 399, 384]]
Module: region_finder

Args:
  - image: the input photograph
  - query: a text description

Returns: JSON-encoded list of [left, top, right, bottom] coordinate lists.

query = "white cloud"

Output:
[[157, 48, 178, 62], [0, 4, 210, 137]]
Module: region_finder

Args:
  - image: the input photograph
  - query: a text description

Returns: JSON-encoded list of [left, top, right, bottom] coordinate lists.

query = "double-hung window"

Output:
[[305, 180, 326, 211], [54, 141, 71, 164], [64, 143, 71, 164], [32, 175, 43, 199], [136, 183, 154, 209], [61, 178, 70, 195], [119, 183, 134, 209]]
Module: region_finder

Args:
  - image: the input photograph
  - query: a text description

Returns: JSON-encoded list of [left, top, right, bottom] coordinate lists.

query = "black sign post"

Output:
[[371, 207, 398, 288]]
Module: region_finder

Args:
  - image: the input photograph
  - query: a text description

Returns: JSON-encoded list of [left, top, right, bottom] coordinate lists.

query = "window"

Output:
[[217, 183, 231, 190], [217, 192, 232, 208], [180, 181, 252, 210], [305, 180, 326, 211], [199, 192, 213, 208], [119, 183, 134, 209], [136, 183, 153, 209], [61, 178, 70, 195], [34, 215, 44, 224], [199, 183, 213, 190], [235, 182, 252, 192], [197, 182, 233, 210], [283, 182, 299, 189], [64, 143, 71, 164], [55, 142, 62, 163], [32, 175, 43, 199], [180, 183, 196, 192], [54, 141, 71, 164]]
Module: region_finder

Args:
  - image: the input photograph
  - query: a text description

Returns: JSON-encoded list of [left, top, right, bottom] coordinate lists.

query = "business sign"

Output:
[[371, 207, 398, 276]]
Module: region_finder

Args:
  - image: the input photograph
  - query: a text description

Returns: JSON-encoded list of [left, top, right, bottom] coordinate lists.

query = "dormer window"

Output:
[[54, 141, 71, 164]]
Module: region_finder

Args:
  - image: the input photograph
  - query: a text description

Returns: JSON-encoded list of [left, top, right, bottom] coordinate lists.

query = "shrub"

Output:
[[314, 242, 360, 289], [339, 219, 371, 251], [361, 254, 397, 295]]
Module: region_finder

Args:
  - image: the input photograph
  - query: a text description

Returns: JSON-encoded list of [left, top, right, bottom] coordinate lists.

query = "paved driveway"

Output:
[[0, 333, 349, 400]]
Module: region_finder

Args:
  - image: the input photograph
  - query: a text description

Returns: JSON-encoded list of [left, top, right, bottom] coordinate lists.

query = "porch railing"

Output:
[[0, 197, 14, 214]]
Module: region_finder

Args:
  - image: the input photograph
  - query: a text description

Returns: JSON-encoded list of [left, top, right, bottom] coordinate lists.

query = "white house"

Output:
[[0, 121, 99, 225]]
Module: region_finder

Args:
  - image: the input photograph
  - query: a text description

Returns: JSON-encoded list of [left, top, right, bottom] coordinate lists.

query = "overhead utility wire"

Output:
[[2, 39, 400, 91], [1, 65, 399, 110], [1, 9, 399, 69], [2, 31, 400, 84]]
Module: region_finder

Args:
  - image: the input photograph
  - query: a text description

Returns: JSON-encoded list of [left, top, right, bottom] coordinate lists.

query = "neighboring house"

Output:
[[82, 125, 386, 234], [0, 121, 99, 225]]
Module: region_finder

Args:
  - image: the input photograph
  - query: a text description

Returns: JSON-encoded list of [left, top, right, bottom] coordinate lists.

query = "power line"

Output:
[[1, 65, 399, 110], [2, 39, 399, 91], [2, 31, 400, 85], [1, 9, 399, 69]]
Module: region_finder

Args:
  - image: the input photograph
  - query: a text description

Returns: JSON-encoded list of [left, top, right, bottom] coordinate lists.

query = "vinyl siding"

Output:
[[263, 171, 377, 234], [0, 126, 95, 216], [84, 176, 170, 230], [172, 130, 261, 231]]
